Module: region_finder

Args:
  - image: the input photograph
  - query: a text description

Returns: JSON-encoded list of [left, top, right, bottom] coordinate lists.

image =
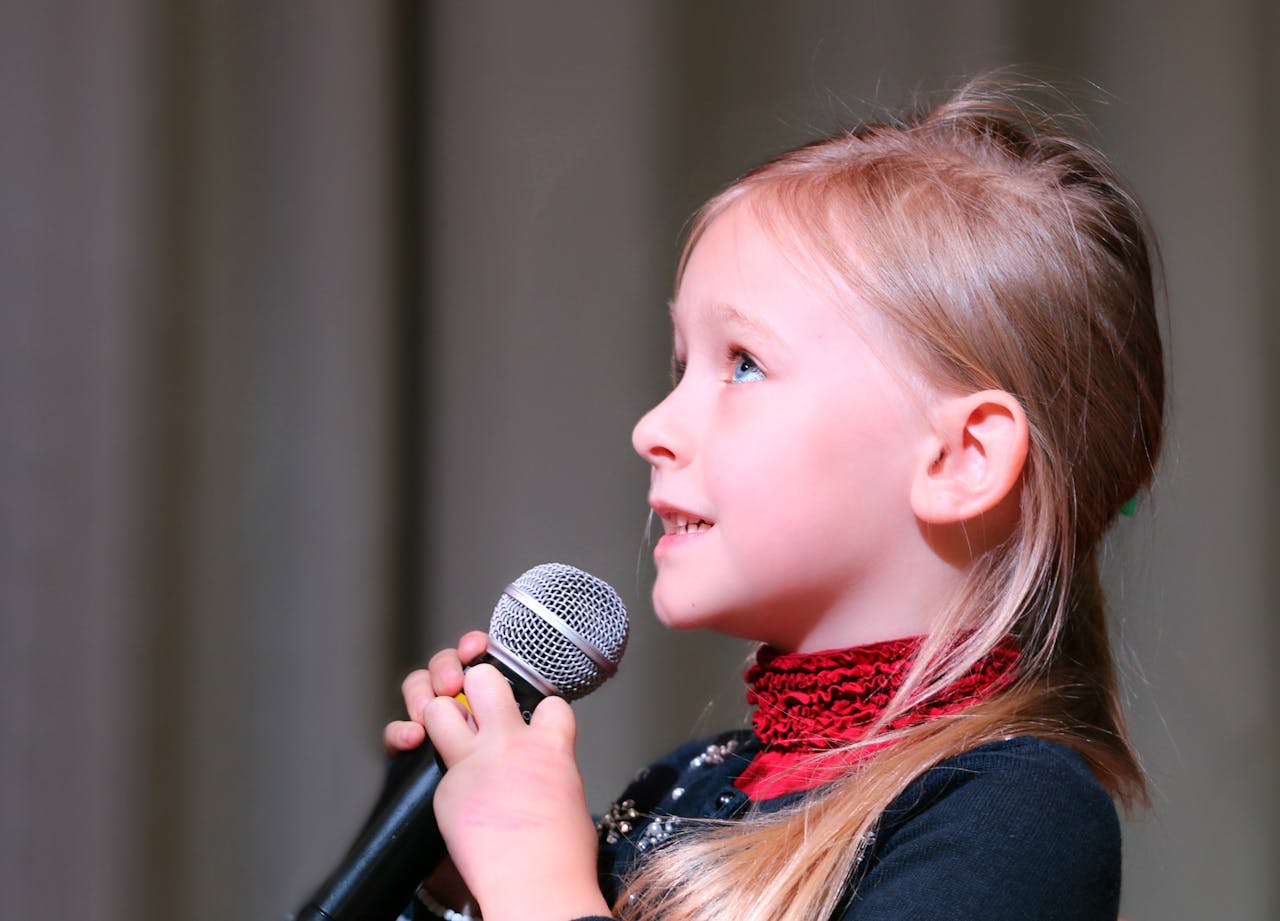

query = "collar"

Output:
[[734, 635, 1020, 799]]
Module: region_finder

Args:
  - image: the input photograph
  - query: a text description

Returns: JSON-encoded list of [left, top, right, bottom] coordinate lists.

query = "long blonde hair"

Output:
[[619, 77, 1165, 921]]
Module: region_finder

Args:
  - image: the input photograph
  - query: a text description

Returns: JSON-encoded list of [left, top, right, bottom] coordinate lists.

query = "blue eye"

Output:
[[730, 350, 765, 383]]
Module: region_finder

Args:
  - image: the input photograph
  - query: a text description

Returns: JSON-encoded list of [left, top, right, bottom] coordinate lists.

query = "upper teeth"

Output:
[[672, 515, 712, 534]]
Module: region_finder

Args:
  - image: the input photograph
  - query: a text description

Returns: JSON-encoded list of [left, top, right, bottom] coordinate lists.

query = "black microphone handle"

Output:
[[292, 652, 547, 921]]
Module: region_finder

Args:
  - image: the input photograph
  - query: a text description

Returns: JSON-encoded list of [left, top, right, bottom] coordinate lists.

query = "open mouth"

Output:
[[664, 514, 714, 536]]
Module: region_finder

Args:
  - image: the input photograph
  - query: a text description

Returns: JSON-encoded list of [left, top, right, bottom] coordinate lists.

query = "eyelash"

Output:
[[668, 347, 764, 385], [729, 348, 764, 383]]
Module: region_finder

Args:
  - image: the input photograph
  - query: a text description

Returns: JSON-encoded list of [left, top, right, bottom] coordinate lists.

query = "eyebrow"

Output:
[[668, 299, 780, 343]]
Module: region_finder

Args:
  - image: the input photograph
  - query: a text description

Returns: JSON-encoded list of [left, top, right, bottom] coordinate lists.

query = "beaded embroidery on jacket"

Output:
[[597, 739, 742, 845], [597, 734, 876, 866]]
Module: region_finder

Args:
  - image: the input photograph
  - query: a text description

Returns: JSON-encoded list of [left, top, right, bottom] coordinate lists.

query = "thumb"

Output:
[[528, 694, 577, 751]]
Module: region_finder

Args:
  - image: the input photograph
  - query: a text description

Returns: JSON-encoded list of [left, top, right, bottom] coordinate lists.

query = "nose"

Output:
[[632, 389, 684, 466]]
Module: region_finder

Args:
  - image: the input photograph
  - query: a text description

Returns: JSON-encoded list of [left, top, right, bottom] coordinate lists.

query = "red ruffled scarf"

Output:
[[734, 635, 1021, 799]]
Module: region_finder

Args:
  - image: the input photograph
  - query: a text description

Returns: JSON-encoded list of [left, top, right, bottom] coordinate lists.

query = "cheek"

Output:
[[734, 408, 913, 530], [750, 410, 863, 489], [708, 435, 848, 560]]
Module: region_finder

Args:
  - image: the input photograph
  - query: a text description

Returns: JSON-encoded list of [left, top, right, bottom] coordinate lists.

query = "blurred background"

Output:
[[2, 2, 1275, 919]]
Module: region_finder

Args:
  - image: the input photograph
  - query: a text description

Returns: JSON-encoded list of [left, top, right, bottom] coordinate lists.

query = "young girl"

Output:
[[385, 77, 1164, 921]]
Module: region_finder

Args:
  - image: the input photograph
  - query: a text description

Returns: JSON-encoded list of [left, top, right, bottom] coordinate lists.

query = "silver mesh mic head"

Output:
[[487, 563, 629, 701]]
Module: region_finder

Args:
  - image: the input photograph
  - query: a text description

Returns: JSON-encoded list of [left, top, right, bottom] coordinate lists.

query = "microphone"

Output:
[[292, 563, 629, 921]]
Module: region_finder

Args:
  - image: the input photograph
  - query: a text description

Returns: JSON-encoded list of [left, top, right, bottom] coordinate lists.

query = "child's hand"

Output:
[[423, 663, 609, 921], [382, 630, 490, 754]]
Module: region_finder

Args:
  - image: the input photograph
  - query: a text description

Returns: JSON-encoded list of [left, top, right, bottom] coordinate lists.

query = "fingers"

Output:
[[457, 630, 489, 664], [529, 695, 577, 752], [383, 719, 427, 753], [459, 664, 525, 732], [388, 667, 434, 753], [388, 632, 490, 754], [401, 668, 435, 723], [423, 694, 476, 767], [423, 664, 528, 767], [425, 631, 491, 698], [399, 632, 492, 722], [391, 689, 573, 757], [426, 648, 466, 699]]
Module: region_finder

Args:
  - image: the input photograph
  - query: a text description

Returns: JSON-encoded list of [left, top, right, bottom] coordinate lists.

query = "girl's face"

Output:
[[632, 202, 948, 653]]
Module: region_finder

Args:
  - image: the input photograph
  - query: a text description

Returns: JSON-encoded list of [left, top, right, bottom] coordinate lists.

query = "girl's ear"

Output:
[[910, 390, 1029, 524]]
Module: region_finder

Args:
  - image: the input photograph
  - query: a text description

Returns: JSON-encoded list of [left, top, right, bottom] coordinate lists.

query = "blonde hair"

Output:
[[619, 77, 1165, 921]]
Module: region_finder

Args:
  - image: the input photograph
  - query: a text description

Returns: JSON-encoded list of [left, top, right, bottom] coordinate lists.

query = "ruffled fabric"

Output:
[[735, 635, 1021, 799]]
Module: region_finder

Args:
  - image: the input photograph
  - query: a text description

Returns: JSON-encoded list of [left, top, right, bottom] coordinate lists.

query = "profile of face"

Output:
[[632, 201, 950, 654]]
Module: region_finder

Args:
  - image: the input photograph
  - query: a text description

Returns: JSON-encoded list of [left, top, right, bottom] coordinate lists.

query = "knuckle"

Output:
[[422, 695, 460, 727]]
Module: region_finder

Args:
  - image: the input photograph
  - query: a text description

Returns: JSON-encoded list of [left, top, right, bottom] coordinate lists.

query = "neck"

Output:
[[781, 546, 967, 654]]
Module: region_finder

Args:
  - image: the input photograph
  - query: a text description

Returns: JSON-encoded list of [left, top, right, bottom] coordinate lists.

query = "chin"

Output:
[[650, 598, 699, 632], [651, 589, 764, 641], [651, 587, 715, 633]]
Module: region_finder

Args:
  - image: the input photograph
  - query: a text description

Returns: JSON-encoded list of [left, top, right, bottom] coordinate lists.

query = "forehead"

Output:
[[668, 298, 780, 345], [670, 199, 865, 340], [670, 199, 935, 401], [674, 202, 810, 304]]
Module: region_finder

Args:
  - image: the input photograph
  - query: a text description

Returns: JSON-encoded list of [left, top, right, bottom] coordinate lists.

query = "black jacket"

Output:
[[589, 731, 1121, 921]]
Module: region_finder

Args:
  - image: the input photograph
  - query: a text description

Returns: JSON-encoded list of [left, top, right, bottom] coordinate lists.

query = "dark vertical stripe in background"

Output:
[[389, 0, 429, 693]]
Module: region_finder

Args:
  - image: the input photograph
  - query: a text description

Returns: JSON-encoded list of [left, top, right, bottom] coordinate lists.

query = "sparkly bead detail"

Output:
[[853, 830, 878, 867], [689, 738, 740, 769], [417, 888, 480, 921], [597, 798, 642, 844], [635, 814, 683, 852], [669, 786, 685, 801]]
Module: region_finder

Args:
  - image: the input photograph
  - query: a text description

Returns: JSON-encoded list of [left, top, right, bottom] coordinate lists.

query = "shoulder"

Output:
[[848, 737, 1121, 921], [889, 734, 1117, 829]]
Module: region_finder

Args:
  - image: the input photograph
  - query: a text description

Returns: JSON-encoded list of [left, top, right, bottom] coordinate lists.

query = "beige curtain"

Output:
[[2, 3, 1274, 920], [2, 3, 396, 919]]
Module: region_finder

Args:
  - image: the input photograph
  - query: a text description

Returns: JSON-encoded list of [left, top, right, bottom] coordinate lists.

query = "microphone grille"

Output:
[[488, 563, 629, 701]]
